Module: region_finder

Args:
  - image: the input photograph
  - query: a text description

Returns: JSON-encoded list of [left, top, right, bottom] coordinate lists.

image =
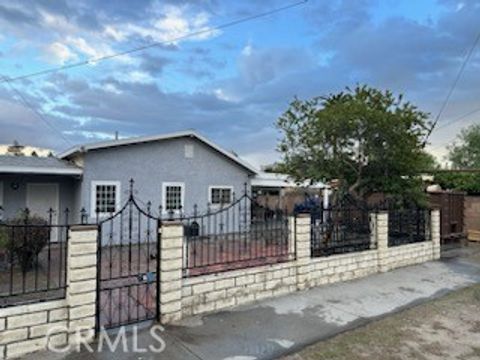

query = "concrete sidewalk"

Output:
[[38, 245, 480, 360]]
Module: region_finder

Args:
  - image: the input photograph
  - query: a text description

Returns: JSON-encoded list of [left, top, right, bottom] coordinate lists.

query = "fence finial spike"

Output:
[[129, 178, 135, 197], [80, 207, 88, 224]]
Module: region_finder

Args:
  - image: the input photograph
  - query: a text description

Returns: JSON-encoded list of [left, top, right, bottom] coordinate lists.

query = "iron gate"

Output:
[[96, 182, 161, 331]]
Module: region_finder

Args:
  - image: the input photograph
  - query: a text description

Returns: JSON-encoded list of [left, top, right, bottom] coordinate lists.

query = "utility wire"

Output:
[[424, 28, 480, 143], [1, 76, 72, 146], [0, 0, 308, 84], [426, 106, 480, 149], [436, 106, 480, 130]]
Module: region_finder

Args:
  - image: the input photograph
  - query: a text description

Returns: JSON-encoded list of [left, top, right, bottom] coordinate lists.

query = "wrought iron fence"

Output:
[[181, 193, 293, 277], [96, 188, 160, 330], [310, 201, 373, 257], [388, 206, 431, 247], [0, 208, 69, 308]]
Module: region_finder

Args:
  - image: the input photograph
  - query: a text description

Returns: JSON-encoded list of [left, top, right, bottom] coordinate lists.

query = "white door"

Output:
[[26, 184, 59, 241]]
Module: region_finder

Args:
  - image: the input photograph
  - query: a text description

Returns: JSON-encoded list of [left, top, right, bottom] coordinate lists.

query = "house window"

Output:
[[209, 186, 233, 205], [91, 181, 120, 215], [163, 183, 184, 212]]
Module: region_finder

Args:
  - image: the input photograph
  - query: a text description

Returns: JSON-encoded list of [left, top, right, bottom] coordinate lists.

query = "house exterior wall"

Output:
[[77, 137, 252, 220], [0, 175, 78, 223]]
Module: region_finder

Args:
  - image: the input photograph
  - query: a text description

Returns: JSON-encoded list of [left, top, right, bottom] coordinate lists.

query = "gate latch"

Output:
[[137, 272, 156, 284]]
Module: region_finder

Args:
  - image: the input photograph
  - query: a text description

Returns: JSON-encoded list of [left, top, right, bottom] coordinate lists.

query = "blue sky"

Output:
[[0, 0, 479, 167]]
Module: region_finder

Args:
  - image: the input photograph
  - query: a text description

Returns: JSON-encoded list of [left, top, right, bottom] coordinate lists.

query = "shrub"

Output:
[[0, 226, 8, 250], [434, 172, 480, 195], [7, 214, 50, 272], [0, 226, 8, 267]]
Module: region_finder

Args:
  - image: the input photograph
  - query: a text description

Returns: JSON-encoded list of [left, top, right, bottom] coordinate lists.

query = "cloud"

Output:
[[44, 42, 78, 64], [1, 0, 480, 167], [123, 3, 220, 45], [139, 53, 171, 76]]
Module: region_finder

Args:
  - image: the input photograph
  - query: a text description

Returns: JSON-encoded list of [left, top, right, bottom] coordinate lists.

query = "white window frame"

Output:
[[91, 181, 121, 216], [208, 185, 234, 207], [162, 182, 185, 214]]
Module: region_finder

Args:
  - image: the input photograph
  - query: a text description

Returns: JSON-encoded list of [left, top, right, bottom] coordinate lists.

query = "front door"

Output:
[[26, 183, 59, 241]]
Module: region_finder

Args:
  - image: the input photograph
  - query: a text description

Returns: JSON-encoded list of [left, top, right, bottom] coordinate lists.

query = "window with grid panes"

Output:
[[95, 184, 117, 214], [211, 187, 232, 205], [165, 185, 183, 211]]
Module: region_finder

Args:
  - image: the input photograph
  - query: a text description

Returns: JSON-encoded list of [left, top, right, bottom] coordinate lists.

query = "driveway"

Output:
[[33, 244, 480, 360]]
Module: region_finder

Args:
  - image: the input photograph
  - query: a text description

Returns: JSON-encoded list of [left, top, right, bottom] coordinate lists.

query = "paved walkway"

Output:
[[36, 244, 480, 360]]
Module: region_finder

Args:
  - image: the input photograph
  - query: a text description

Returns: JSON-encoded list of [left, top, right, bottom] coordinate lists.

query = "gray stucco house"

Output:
[[0, 130, 257, 224]]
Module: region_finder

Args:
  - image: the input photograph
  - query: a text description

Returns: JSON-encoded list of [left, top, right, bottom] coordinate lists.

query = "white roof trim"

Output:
[[58, 130, 258, 174], [0, 166, 83, 176]]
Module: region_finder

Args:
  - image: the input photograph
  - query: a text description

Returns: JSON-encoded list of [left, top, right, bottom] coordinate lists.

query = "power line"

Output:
[[1, 76, 72, 146], [424, 28, 480, 142], [427, 106, 480, 148], [0, 0, 308, 84], [436, 106, 480, 130]]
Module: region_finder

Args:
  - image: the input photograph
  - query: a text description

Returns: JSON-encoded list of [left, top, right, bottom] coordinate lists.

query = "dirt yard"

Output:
[[283, 283, 480, 360]]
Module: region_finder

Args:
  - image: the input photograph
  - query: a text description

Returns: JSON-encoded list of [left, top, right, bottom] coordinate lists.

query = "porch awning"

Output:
[[0, 155, 82, 176]]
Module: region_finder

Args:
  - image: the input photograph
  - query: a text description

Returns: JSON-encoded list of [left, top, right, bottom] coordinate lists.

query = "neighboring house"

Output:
[[252, 172, 326, 213], [0, 155, 82, 222], [0, 131, 257, 224], [0, 142, 53, 157]]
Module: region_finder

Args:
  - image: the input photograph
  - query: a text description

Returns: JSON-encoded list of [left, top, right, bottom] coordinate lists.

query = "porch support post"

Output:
[[67, 225, 98, 344], [431, 209, 441, 260], [158, 221, 184, 324]]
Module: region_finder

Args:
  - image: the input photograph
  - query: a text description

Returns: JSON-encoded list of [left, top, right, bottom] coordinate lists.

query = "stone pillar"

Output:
[[431, 209, 441, 260], [67, 225, 98, 344], [158, 221, 184, 324], [295, 214, 312, 291], [375, 212, 389, 272]]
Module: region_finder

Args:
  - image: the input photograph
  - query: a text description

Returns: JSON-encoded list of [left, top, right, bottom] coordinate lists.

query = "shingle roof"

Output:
[[0, 155, 83, 175]]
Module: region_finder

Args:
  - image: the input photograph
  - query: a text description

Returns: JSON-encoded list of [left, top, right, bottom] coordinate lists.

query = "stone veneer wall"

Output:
[[0, 226, 98, 359], [176, 210, 441, 319], [0, 210, 441, 358]]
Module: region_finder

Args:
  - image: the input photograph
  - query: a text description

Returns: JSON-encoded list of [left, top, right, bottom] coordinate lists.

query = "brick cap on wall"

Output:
[[70, 225, 98, 232], [161, 220, 183, 226], [296, 213, 311, 218]]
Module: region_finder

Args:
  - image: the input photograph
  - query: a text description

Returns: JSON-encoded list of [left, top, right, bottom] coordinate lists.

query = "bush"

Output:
[[434, 172, 480, 195], [0, 226, 8, 250], [6, 214, 50, 272], [0, 226, 8, 268]]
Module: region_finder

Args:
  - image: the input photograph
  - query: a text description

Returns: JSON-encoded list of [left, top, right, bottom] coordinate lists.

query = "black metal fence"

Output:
[[0, 209, 69, 308], [96, 181, 160, 331], [182, 193, 293, 277], [310, 202, 373, 257], [388, 206, 431, 247]]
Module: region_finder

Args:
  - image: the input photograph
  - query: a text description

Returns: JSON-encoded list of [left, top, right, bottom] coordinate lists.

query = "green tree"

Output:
[[448, 124, 480, 169], [276, 85, 433, 203]]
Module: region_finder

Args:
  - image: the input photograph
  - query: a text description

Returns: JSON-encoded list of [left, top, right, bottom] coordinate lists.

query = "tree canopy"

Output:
[[448, 124, 480, 169], [276, 85, 433, 202]]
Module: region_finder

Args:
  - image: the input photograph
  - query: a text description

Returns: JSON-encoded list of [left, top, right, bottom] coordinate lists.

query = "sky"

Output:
[[0, 0, 479, 169]]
